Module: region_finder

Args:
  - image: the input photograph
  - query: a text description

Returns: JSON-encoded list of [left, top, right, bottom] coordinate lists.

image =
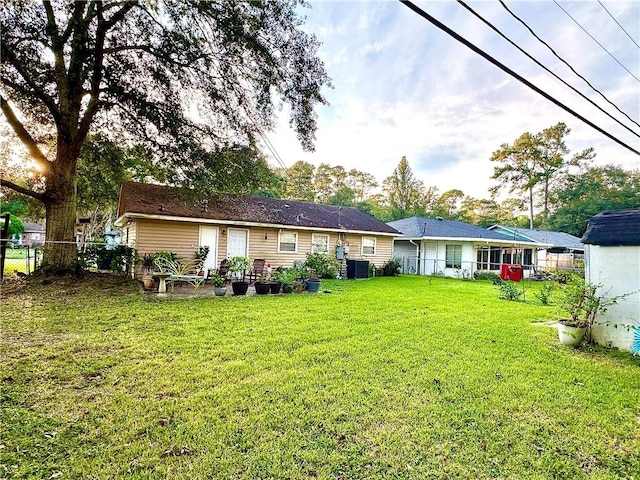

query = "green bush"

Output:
[[497, 281, 523, 301], [474, 271, 501, 283], [303, 252, 340, 279], [534, 282, 555, 305], [81, 244, 135, 275], [381, 258, 401, 276]]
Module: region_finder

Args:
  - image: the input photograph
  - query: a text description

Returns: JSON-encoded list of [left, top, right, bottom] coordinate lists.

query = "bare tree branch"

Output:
[[1, 95, 52, 175], [1, 46, 61, 122], [0, 178, 46, 202]]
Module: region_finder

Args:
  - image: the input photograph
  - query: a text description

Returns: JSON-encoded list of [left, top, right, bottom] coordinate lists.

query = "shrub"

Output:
[[534, 282, 555, 305], [498, 281, 523, 301], [474, 271, 501, 283], [381, 258, 401, 276], [303, 252, 340, 279]]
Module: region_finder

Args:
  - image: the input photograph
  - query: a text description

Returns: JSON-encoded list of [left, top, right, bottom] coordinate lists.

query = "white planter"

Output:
[[557, 321, 587, 347]]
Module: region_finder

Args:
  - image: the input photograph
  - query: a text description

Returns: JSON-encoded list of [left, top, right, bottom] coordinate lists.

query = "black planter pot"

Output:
[[232, 281, 249, 296], [270, 282, 282, 294], [282, 283, 293, 294], [254, 282, 271, 295]]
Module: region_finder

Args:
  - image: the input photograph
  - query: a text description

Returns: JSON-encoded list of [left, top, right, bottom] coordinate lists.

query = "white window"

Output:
[[278, 230, 298, 253], [312, 234, 329, 253], [361, 236, 376, 255], [446, 244, 462, 269]]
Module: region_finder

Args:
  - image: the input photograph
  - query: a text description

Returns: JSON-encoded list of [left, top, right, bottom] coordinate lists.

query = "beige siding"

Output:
[[128, 218, 396, 278], [343, 234, 393, 269]]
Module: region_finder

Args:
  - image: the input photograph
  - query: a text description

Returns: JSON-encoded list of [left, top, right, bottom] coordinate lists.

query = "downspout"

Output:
[[410, 239, 420, 275]]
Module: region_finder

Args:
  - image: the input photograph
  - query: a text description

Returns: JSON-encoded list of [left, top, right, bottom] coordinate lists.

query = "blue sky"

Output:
[[270, 0, 640, 198]]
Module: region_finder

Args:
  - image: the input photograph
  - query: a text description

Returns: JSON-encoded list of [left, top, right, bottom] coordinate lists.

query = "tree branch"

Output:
[[0, 178, 46, 203], [1, 47, 61, 122], [1, 95, 53, 175]]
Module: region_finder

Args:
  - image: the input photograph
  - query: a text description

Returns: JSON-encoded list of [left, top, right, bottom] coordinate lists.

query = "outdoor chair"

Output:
[[218, 259, 230, 283], [247, 258, 266, 283]]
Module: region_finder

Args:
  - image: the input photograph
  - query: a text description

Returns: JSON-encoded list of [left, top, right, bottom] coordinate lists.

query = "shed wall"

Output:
[[586, 245, 640, 352]]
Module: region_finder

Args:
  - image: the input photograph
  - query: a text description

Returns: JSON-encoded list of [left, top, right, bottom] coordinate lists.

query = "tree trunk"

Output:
[[528, 187, 534, 229], [43, 156, 78, 269]]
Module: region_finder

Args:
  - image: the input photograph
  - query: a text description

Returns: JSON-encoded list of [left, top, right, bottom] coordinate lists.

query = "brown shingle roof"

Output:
[[117, 182, 400, 235]]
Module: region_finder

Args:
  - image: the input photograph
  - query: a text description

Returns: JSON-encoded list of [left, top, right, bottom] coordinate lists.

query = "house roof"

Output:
[[116, 181, 401, 236], [488, 225, 584, 250], [581, 208, 640, 246], [387, 216, 542, 244], [23, 222, 45, 233]]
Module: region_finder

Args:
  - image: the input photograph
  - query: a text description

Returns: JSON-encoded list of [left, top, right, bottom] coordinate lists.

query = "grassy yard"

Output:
[[1, 275, 638, 479]]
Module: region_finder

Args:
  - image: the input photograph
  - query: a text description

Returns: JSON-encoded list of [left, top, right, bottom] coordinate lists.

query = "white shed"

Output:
[[582, 209, 640, 353]]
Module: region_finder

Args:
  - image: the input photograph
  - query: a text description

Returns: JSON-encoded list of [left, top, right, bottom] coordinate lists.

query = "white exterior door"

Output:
[[199, 226, 218, 277], [422, 242, 438, 275], [227, 229, 248, 258]]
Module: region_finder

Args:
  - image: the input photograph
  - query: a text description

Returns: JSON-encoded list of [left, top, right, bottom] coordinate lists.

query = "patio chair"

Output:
[[218, 259, 230, 283], [247, 258, 266, 283]]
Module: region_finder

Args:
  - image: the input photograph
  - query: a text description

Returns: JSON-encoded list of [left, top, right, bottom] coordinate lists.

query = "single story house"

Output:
[[488, 225, 584, 270], [388, 216, 549, 278], [17, 222, 45, 247], [115, 182, 401, 279], [582, 209, 640, 353]]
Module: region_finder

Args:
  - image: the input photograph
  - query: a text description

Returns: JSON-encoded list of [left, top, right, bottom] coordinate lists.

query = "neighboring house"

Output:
[[582, 209, 640, 353], [488, 225, 584, 270], [388, 216, 548, 278], [115, 182, 401, 279], [18, 222, 45, 247]]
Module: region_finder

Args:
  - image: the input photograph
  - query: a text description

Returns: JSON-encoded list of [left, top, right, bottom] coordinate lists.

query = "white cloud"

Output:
[[268, 0, 640, 200]]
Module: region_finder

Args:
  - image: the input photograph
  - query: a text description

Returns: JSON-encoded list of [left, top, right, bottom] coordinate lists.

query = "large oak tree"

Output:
[[1, 0, 329, 269]]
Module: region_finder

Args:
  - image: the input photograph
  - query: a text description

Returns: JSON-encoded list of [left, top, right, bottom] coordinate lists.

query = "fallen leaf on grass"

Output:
[[49, 472, 62, 479]]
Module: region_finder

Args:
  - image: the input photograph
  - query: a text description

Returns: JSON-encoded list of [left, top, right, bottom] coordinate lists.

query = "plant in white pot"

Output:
[[558, 276, 626, 347], [228, 255, 250, 295]]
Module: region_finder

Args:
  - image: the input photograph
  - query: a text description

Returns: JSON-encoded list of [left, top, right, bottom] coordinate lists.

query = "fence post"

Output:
[[0, 213, 10, 281]]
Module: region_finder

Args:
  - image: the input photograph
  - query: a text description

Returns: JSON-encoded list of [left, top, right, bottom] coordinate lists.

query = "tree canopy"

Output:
[[1, 0, 329, 268]]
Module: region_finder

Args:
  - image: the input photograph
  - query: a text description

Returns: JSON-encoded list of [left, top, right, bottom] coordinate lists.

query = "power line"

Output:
[[499, 1, 640, 130], [398, 1, 640, 156], [457, 0, 639, 137], [597, 0, 640, 50], [553, 0, 640, 83]]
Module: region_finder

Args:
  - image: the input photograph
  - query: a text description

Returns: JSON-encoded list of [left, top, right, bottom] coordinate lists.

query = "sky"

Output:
[[268, 0, 640, 199]]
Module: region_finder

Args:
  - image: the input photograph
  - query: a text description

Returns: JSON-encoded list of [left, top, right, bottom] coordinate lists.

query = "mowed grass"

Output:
[[1, 276, 638, 479]]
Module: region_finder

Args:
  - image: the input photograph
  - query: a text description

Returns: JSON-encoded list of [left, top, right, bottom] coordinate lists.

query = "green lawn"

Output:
[[1, 275, 638, 479]]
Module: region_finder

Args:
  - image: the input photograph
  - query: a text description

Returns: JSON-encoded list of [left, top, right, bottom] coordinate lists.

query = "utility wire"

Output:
[[457, 0, 639, 137], [597, 0, 640, 50], [398, 1, 640, 156], [553, 0, 640, 83], [500, 1, 640, 129]]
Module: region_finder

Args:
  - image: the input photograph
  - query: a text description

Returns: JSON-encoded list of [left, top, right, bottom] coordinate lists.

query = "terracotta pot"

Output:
[[143, 276, 156, 291]]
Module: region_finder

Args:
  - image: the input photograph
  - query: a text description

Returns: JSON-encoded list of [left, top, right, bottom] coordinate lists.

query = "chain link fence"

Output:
[[395, 256, 583, 281], [0, 239, 135, 279]]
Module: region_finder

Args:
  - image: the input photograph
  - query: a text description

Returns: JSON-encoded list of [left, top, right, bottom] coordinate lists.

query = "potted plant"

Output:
[[141, 253, 156, 290], [228, 255, 250, 295], [254, 271, 272, 295], [275, 267, 298, 294], [303, 252, 337, 293], [208, 270, 227, 296], [195, 246, 210, 275], [557, 276, 626, 347]]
